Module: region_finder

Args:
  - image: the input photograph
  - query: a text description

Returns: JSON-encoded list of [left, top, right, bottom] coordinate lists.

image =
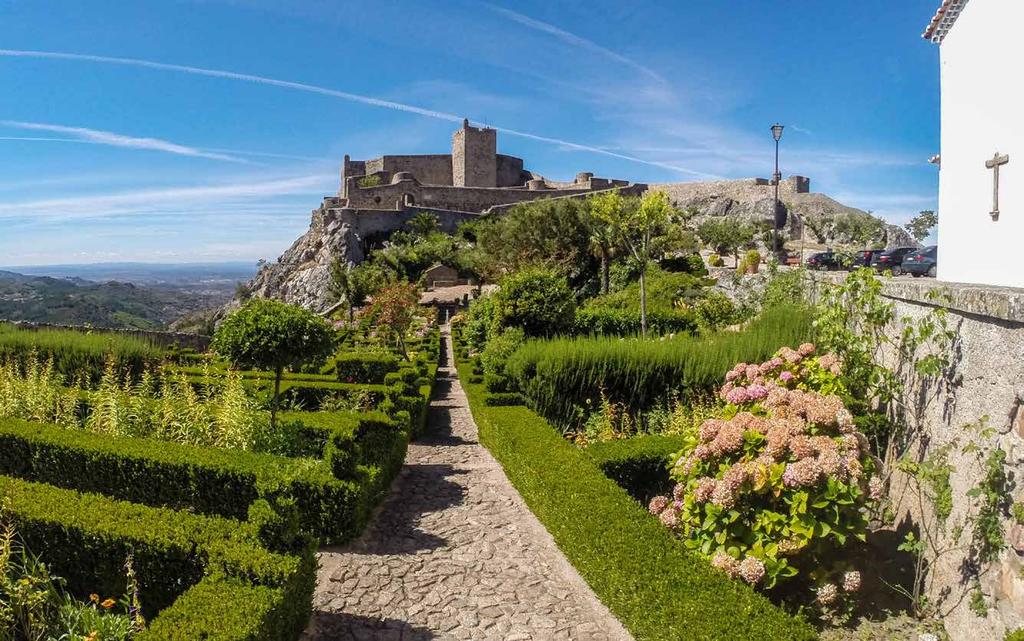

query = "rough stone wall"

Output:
[[495, 154, 528, 187], [380, 155, 453, 186], [452, 121, 497, 188], [344, 179, 600, 213], [809, 275, 1024, 641]]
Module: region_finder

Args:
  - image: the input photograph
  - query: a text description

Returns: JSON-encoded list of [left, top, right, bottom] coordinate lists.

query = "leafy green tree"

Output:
[[406, 212, 441, 237], [697, 219, 756, 267], [580, 199, 617, 295], [212, 299, 335, 429], [329, 260, 390, 322], [905, 210, 938, 243], [471, 198, 597, 293], [493, 266, 576, 338], [593, 191, 676, 337]]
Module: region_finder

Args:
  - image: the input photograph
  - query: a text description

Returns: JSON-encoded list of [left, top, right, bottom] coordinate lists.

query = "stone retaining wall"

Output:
[[810, 274, 1024, 641]]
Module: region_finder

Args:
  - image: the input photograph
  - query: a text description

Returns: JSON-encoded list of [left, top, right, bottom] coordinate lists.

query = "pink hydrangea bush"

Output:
[[648, 343, 878, 593]]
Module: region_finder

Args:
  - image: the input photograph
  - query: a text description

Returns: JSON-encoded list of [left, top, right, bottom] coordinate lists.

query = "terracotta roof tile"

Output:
[[923, 0, 970, 43]]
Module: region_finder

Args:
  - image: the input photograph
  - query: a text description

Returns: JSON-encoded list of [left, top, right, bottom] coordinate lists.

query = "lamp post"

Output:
[[770, 123, 784, 260]]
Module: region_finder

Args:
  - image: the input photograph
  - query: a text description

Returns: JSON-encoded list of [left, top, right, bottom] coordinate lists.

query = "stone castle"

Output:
[[245, 120, 905, 311], [332, 118, 644, 240]]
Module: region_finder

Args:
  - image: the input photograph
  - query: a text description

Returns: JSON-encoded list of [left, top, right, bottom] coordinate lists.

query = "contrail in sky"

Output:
[[0, 120, 246, 162], [0, 48, 717, 178]]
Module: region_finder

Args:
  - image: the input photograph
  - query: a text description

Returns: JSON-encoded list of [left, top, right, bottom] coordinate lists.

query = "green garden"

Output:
[[3, 192, 1020, 641], [0, 294, 439, 640]]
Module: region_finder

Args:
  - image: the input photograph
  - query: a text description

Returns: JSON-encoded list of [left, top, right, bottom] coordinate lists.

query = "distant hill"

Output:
[[0, 263, 256, 330]]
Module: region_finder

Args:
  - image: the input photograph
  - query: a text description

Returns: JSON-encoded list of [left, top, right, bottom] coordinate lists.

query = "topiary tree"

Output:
[[212, 299, 336, 429], [493, 266, 576, 338]]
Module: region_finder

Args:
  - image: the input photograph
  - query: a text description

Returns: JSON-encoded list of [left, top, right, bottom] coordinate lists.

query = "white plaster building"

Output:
[[926, 0, 1023, 288]]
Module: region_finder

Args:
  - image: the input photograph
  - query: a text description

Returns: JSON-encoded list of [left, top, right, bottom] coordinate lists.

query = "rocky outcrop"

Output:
[[246, 205, 358, 313], [245, 176, 920, 313], [651, 177, 921, 250]]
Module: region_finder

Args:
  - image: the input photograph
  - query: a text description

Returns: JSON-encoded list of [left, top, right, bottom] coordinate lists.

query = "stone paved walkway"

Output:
[[301, 328, 633, 641]]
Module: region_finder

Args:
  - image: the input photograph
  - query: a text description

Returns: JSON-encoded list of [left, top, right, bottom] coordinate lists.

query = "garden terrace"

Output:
[[451, 332, 816, 641]]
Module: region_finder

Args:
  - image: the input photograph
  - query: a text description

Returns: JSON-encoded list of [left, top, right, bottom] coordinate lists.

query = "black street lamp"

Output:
[[770, 124, 785, 258]]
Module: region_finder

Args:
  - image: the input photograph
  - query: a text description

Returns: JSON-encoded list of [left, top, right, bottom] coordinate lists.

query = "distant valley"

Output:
[[0, 262, 256, 331]]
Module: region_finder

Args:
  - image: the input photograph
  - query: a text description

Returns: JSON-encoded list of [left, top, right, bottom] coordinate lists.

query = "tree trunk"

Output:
[[600, 248, 610, 295], [271, 367, 283, 430], [639, 266, 648, 338]]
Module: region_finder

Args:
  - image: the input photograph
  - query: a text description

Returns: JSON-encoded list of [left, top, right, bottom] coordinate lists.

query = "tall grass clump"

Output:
[[0, 354, 80, 427], [0, 324, 164, 386], [505, 305, 813, 432]]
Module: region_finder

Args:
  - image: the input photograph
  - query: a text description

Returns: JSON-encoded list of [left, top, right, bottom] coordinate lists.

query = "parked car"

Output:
[[902, 245, 938, 278], [871, 247, 918, 275], [806, 251, 840, 271], [850, 249, 883, 268]]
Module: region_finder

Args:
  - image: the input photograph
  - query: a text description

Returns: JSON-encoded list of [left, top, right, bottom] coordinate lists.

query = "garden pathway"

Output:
[[301, 328, 633, 641]]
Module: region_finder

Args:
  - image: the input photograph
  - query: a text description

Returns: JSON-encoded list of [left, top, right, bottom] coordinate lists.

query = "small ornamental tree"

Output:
[[212, 299, 335, 429], [905, 210, 938, 243], [493, 266, 576, 338], [366, 282, 420, 359], [650, 343, 880, 604], [592, 190, 677, 337]]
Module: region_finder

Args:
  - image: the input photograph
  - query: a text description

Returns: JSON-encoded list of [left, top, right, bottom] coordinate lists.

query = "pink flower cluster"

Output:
[[711, 551, 767, 586], [815, 570, 862, 608], [720, 343, 844, 407]]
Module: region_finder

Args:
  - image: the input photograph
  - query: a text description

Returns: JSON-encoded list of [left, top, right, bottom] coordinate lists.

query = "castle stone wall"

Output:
[[380, 155, 453, 186], [495, 154, 528, 187], [344, 179, 600, 213]]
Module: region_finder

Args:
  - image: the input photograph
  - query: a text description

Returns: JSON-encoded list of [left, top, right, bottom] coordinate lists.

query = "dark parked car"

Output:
[[806, 251, 840, 271], [871, 247, 918, 275], [902, 245, 937, 278], [851, 249, 883, 268]]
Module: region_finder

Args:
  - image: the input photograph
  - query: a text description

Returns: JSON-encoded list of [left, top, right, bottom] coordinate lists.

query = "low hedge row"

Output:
[[573, 307, 697, 337], [331, 351, 400, 383], [0, 417, 361, 543], [455, 359, 817, 641], [0, 475, 314, 640], [585, 435, 687, 504]]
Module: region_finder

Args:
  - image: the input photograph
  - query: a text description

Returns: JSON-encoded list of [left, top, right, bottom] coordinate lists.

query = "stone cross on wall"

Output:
[[985, 152, 1010, 220]]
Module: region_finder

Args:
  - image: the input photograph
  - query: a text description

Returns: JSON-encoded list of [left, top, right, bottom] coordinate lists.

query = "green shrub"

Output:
[[1, 475, 314, 640], [493, 267, 575, 338], [692, 291, 738, 332], [461, 294, 497, 352], [708, 254, 724, 267], [574, 307, 696, 337], [480, 328, 524, 393], [483, 393, 524, 406], [737, 249, 762, 274], [659, 253, 708, 277], [586, 434, 687, 503], [1005, 631, 1024, 641], [506, 305, 813, 432], [0, 418, 362, 542], [456, 364, 816, 641]]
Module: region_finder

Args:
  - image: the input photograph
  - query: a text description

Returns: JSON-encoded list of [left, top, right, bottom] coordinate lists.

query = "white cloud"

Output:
[[0, 121, 247, 163]]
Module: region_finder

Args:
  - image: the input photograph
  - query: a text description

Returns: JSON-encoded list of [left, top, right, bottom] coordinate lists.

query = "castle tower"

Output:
[[452, 118, 497, 188]]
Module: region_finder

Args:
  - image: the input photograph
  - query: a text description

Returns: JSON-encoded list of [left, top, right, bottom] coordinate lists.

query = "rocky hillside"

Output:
[[243, 177, 917, 312], [650, 177, 918, 249]]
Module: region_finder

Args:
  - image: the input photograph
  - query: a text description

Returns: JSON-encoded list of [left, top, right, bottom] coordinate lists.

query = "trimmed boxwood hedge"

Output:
[[455, 358, 817, 641], [0, 418, 362, 543], [483, 392, 524, 406], [585, 434, 687, 504], [332, 351, 400, 383], [0, 475, 314, 640]]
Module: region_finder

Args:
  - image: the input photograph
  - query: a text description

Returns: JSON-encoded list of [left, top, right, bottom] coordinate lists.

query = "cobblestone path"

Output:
[[301, 329, 633, 641]]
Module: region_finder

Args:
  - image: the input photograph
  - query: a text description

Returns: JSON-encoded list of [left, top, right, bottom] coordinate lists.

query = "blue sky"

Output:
[[0, 0, 942, 266]]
